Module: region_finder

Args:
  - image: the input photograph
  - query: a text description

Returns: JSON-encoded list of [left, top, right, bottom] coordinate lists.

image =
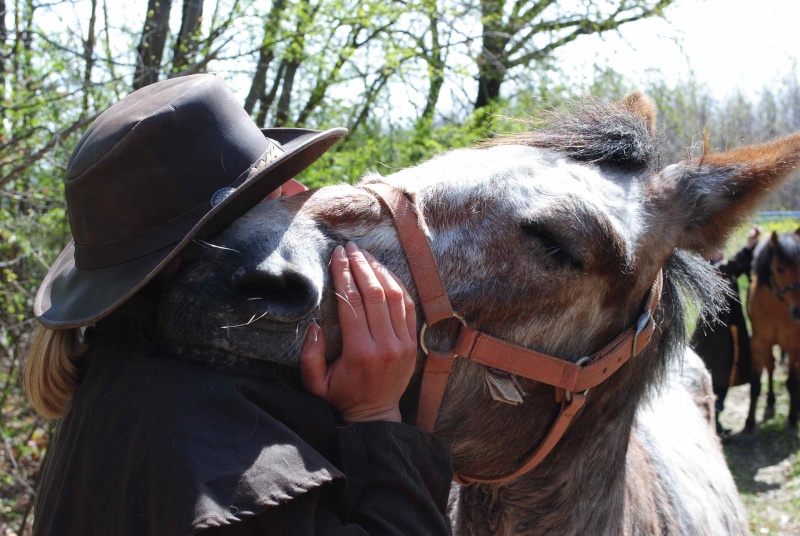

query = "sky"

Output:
[[557, 0, 800, 98]]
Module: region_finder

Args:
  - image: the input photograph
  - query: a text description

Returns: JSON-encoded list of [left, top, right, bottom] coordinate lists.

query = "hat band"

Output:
[[73, 142, 285, 271]]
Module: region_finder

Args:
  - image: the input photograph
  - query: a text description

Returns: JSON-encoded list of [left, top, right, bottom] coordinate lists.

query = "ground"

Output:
[[719, 358, 800, 535]]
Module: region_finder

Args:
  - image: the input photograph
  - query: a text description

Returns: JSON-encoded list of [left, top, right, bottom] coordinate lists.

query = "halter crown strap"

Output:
[[363, 183, 664, 485]]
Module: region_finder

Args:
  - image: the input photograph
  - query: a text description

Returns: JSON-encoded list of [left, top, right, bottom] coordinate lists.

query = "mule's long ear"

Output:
[[657, 132, 800, 252]]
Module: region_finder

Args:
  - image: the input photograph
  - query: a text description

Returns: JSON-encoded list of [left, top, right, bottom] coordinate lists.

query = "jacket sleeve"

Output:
[[335, 421, 453, 535], [200, 422, 453, 536]]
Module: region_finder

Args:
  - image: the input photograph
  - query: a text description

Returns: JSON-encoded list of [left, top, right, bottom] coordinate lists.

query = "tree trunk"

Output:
[[82, 0, 98, 115], [418, 0, 444, 125], [275, 60, 299, 126], [348, 70, 390, 137], [0, 0, 7, 102], [474, 0, 508, 110], [101, 0, 120, 91], [255, 60, 286, 128], [170, 0, 204, 75], [243, 0, 287, 115], [133, 0, 173, 89]]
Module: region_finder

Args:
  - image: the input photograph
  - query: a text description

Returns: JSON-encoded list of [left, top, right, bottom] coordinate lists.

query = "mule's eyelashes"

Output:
[[519, 221, 583, 270]]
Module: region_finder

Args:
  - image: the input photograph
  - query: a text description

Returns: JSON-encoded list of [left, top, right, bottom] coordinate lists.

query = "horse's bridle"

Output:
[[769, 270, 800, 301], [363, 184, 664, 485]]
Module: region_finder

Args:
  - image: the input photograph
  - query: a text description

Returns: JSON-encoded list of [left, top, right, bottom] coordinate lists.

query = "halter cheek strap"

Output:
[[362, 183, 663, 485]]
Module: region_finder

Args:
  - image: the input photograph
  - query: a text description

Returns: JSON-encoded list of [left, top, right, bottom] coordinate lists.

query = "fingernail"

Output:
[[345, 241, 360, 255], [334, 245, 346, 259]]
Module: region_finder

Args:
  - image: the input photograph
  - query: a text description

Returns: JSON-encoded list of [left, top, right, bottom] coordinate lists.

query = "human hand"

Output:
[[263, 178, 308, 201], [299, 242, 417, 423], [746, 225, 761, 249]]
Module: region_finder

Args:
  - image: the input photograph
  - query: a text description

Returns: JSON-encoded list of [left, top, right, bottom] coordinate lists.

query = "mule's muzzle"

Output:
[[228, 262, 320, 322]]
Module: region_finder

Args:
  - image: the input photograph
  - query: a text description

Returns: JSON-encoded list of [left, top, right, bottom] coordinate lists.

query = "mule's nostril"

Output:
[[228, 266, 291, 295], [227, 263, 321, 322], [791, 306, 800, 322]]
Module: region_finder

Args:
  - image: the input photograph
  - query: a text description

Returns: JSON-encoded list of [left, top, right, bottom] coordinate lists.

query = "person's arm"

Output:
[[718, 226, 760, 278]]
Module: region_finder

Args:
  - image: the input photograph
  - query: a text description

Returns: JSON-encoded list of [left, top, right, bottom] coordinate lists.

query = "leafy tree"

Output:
[[471, 0, 677, 110]]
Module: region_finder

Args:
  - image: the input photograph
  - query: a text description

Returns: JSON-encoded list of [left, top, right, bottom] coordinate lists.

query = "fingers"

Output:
[[361, 249, 416, 344], [281, 179, 308, 197], [298, 324, 328, 398], [341, 243, 395, 341], [307, 243, 417, 423], [332, 245, 370, 338], [332, 242, 416, 345]]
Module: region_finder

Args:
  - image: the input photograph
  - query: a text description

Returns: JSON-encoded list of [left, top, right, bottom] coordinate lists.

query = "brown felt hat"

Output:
[[34, 74, 346, 329]]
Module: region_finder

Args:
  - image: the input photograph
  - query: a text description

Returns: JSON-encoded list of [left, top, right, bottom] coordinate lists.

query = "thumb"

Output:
[[299, 324, 328, 397]]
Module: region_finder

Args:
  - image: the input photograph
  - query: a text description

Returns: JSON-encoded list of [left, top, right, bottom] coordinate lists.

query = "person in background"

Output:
[[691, 225, 760, 438]]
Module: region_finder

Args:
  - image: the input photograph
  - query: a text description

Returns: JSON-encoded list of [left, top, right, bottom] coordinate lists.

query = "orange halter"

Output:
[[363, 184, 663, 485]]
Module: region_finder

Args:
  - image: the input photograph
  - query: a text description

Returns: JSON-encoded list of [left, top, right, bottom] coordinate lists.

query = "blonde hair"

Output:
[[23, 326, 87, 420]]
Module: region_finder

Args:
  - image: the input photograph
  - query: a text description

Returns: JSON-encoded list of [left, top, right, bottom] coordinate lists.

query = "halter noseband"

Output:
[[769, 270, 800, 301], [363, 184, 663, 485]]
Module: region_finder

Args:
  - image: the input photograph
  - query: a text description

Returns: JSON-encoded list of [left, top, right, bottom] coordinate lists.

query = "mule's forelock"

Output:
[[485, 92, 661, 174]]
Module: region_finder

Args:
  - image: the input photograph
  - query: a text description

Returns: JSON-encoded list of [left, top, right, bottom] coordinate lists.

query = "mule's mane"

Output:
[[482, 94, 661, 173], [753, 233, 800, 283], [662, 250, 727, 381]]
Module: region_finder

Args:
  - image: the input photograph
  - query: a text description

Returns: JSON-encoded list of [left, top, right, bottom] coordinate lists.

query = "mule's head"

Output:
[[157, 93, 800, 478]]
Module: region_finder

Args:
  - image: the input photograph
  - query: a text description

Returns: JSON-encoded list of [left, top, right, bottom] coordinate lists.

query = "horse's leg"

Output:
[[788, 356, 799, 432], [764, 349, 776, 421], [746, 338, 769, 433]]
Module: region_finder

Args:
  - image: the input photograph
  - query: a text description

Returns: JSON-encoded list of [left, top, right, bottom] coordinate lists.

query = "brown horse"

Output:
[[28, 93, 800, 533], [747, 229, 800, 432]]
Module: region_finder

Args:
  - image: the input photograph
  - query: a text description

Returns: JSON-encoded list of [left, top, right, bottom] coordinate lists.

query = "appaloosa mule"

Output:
[[145, 93, 800, 535], [124, 95, 800, 533]]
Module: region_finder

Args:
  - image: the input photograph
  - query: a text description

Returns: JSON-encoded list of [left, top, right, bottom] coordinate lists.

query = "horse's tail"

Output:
[[23, 326, 87, 420]]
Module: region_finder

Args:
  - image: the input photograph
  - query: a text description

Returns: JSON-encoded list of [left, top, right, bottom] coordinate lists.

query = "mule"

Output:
[[154, 93, 800, 534], [747, 229, 800, 432]]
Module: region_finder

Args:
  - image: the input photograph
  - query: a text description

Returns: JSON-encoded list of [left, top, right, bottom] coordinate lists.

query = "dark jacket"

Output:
[[691, 245, 754, 390], [33, 315, 453, 536]]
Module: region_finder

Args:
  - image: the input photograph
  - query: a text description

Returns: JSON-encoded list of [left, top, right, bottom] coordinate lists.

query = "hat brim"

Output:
[[35, 127, 347, 329]]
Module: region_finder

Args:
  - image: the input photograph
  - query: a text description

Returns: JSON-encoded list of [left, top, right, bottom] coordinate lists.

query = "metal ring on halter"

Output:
[[564, 356, 593, 403], [419, 313, 468, 355]]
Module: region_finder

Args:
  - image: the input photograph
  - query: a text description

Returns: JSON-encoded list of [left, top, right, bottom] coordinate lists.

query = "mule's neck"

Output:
[[452, 334, 673, 536]]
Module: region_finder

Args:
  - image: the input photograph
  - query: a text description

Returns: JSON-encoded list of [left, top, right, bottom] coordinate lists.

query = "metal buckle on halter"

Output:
[[564, 356, 592, 403], [419, 312, 468, 355], [631, 310, 651, 357]]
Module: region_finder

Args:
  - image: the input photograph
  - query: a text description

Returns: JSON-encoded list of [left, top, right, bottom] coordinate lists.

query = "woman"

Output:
[[25, 74, 452, 535]]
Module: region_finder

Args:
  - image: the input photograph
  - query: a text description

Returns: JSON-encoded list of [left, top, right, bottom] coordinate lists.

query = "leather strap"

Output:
[[451, 272, 662, 393], [363, 183, 663, 484], [455, 393, 586, 485], [361, 184, 455, 325]]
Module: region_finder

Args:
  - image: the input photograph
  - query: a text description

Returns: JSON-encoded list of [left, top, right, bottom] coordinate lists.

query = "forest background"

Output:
[[2, 0, 800, 533]]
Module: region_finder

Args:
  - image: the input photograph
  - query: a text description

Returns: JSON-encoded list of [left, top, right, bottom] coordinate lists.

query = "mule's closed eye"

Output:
[[519, 221, 582, 270]]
